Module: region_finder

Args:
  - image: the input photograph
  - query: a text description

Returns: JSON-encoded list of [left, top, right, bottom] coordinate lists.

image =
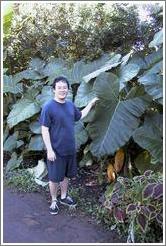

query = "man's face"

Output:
[[54, 81, 69, 100]]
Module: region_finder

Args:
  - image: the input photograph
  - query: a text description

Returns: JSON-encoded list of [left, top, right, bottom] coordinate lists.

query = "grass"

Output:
[[4, 168, 42, 193]]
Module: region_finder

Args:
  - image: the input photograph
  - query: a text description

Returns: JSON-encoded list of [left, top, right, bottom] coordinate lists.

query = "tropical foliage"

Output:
[[4, 27, 163, 179], [3, 2, 163, 243]]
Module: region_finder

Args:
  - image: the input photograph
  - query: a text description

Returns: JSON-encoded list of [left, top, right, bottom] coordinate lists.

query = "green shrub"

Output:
[[4, 168, 42, 192]]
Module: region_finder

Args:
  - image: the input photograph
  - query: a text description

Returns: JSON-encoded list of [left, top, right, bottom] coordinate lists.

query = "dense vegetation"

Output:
[[3, 2, 163, 243]]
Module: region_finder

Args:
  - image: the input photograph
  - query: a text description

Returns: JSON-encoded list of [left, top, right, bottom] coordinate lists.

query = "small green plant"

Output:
[[104, 170, 163, 243], [4, 168, 43, 192]]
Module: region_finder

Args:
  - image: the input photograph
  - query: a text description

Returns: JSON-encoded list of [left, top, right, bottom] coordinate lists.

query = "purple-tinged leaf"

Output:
[[147, 178, 156, 183], [147, 204, 156, 213], [111, 196, 119, 205], [137, 213, 147, 232], [144, 170, 153, 177], [111, 193, 120, 205], [126, 204, 137, 214], [143, 183, 156, 199], [156, 212, 163, 225], [152, 183, 163, 199], [140, 176, 146, 182], [103, 200, 113, 211], [140, 206, 150, 218], [150, 212, 157, 220], [136, 206, 141, 213], [114, 207, 126, 223]]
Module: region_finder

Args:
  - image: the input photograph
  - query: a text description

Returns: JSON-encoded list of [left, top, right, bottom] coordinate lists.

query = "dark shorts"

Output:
[[46, 153, 77, 182]]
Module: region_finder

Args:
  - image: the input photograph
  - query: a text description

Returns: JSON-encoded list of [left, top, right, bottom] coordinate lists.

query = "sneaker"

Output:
[[60, 196, 77, 207], [49, 200, 59, 215]]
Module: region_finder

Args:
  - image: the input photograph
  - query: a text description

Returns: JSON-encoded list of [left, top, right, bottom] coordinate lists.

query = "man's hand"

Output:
[[47, 149, 56, 162], [81, 97, 99, 119], [90, 97, 99, 107]]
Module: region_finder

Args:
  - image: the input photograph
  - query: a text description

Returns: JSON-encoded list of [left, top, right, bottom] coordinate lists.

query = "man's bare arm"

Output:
[[41, 126, 56, 161], [81, 97, 99, 119]]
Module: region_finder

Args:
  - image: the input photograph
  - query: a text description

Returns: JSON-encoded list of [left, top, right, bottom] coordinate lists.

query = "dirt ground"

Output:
[[3, 187, 125, 244]]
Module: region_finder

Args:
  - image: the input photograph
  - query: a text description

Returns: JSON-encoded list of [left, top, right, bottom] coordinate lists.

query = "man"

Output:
[[40, 76, 98, 215]]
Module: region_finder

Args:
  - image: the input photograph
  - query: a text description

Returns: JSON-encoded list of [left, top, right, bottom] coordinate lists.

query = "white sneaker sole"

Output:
[[60, 201, 77, 207], [50, 211, 59, 215]]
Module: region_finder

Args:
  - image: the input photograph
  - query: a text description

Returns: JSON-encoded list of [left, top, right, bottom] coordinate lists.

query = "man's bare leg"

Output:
[[49, 181, 59, 201], [60, 177, 68, 199]]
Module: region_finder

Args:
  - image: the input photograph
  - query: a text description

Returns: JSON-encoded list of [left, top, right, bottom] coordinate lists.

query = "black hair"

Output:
[[52, 76, 70, 89]]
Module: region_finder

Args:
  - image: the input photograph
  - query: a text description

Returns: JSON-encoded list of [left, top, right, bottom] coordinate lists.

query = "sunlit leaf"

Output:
[[149, 29, 163, 48], [7, 99, 41, 128], [28, 135, 44, 151]]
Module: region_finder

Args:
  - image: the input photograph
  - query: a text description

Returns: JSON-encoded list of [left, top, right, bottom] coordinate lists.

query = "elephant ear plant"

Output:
[[75, 28, 163, 168], [4, 28, 163, 173]]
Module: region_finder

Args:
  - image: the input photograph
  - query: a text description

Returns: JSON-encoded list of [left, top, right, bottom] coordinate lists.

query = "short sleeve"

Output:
[[74, 104, 82, 122], [39, 105, 51, 128]]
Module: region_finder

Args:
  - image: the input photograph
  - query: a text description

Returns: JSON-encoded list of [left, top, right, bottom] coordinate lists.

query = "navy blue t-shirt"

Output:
[[39, 99, 82, 156]]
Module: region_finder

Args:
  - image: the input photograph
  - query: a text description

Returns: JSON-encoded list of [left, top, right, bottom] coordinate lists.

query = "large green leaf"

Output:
[[145, 48, 163, 69], [10, 69, 46, 82], [27, 159, 48, 186], [24, 88, 40, 102], [75, 80, 96, 107], [28, 159, 48, 179], [134, 151, 153, 174], [88, 72, 119, 156], [88, 100, 117, 157], [94, 72, 119, 100], [3, 131, 24, 152], [42, 58, 70, 84], [4, 132, 17, 152], [69, 60, 88, 84], [42, 58, 66, 77], [127, 55, 147, 70], [3, 126, 9, 143], [144, 61, 163, 76], [28, 57, 46, 73], [69, 53, 113, 84], [75, 121, 89, 150], [7, 99, 41, 128], [121, 52, 147, 70], [138, 74, 163, 104], [29, 121, 41, 134], [83, 54, 121, 83], [28, 135, 44, 151], [125, 85, 146, 100], [79, 151, 93, 167], [120, 52, 132, 67], [133, 112, 163, 163], [3, 75, 23, 94], [119, 63, 141, 91], [36, 86, 54, 105], [89, 87, 152, 157], [149, 29, 163, 48], [20, 69, 46, 80], [5, 152, 23, 173]]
